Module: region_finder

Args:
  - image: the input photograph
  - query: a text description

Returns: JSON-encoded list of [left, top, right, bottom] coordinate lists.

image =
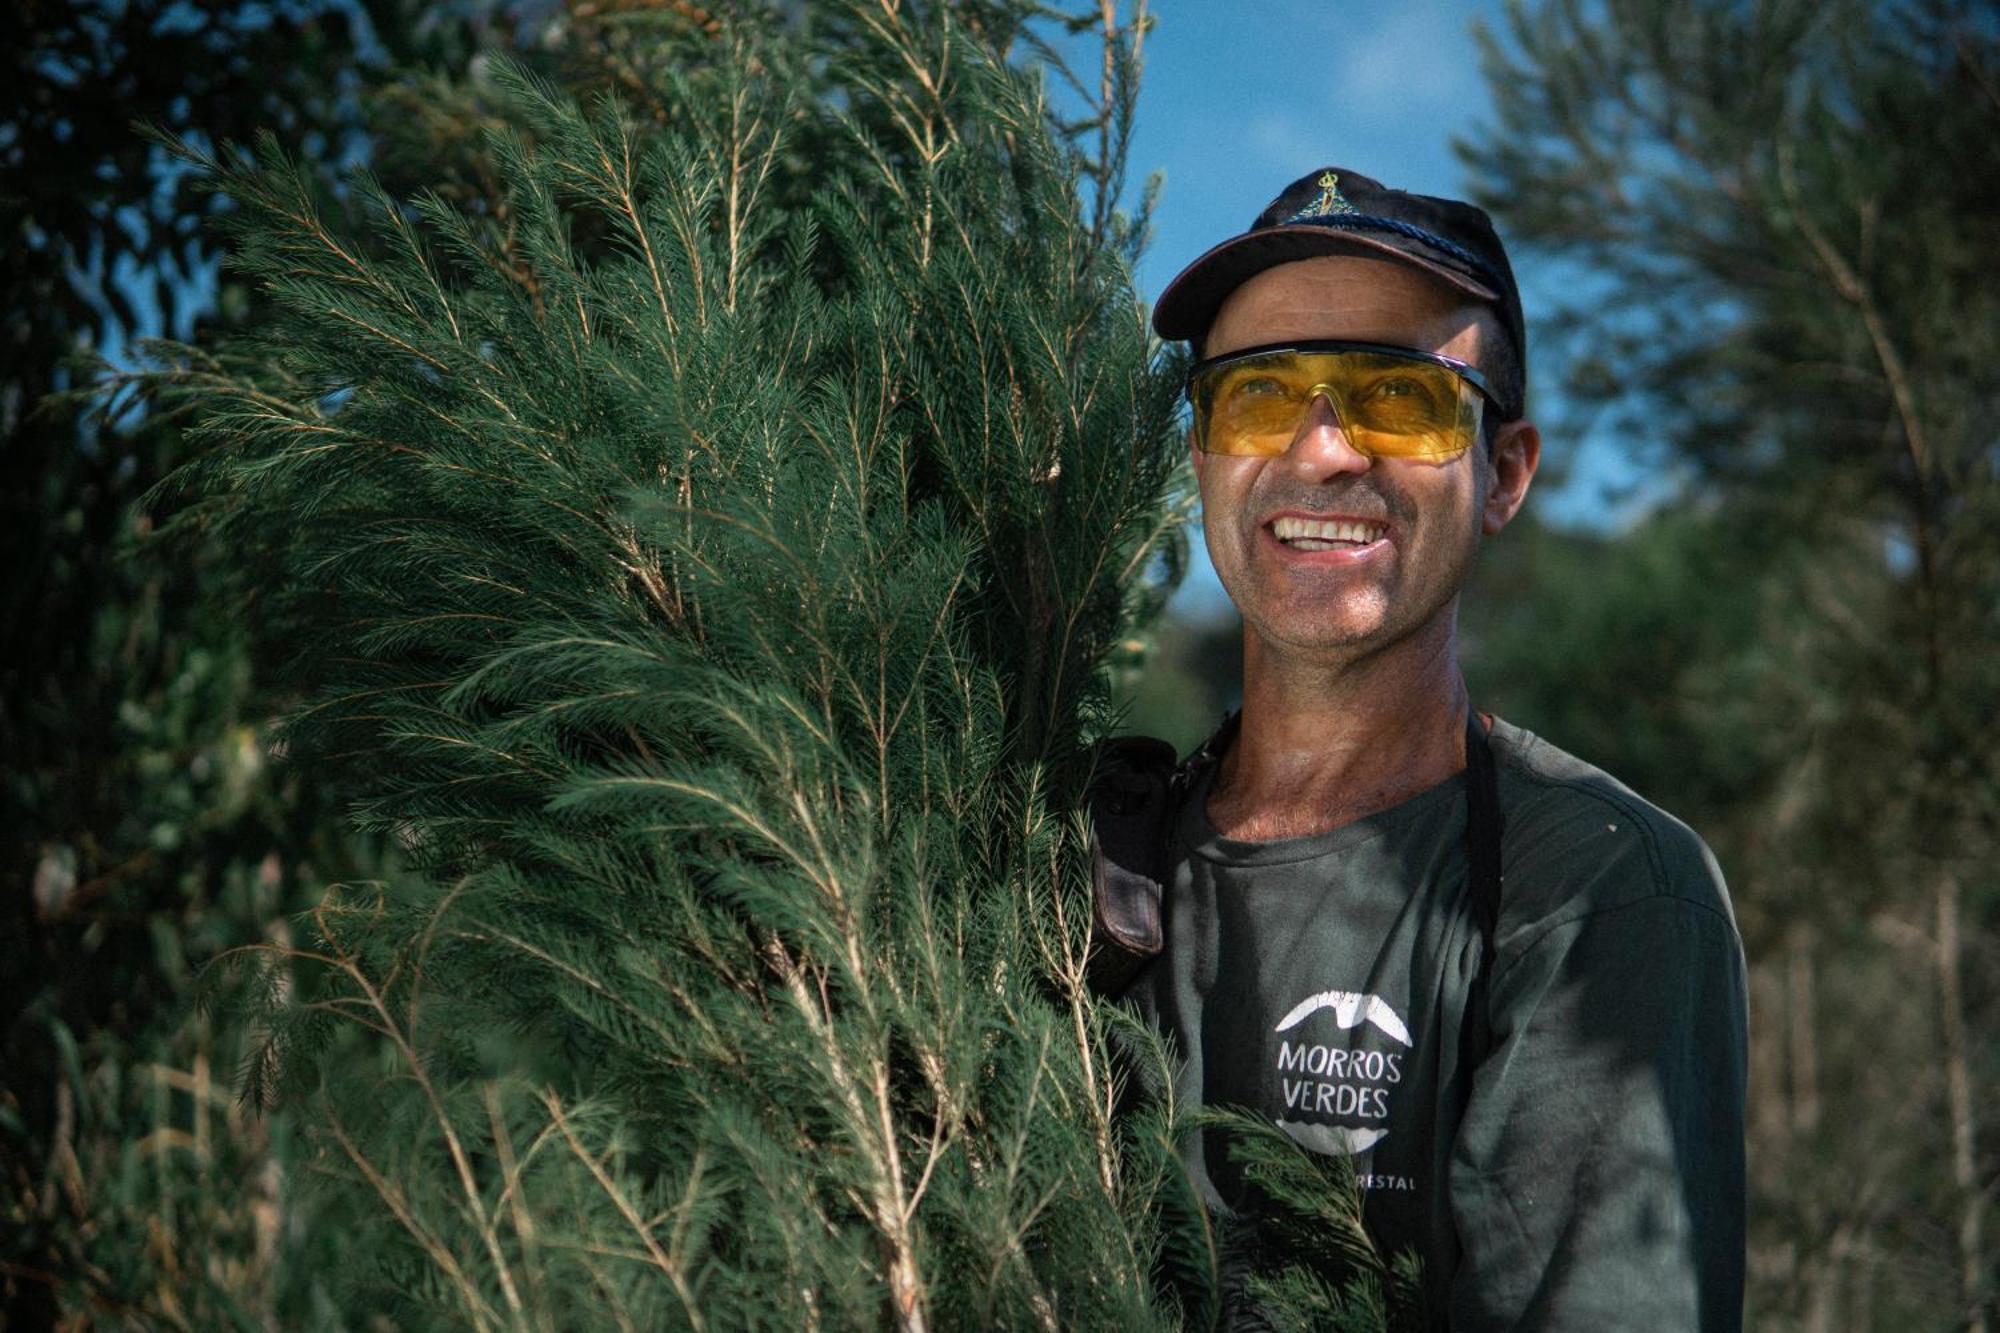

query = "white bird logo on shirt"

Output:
[[1272, 989, 1412, 1047], [1277, 1121, 1387, 1157]]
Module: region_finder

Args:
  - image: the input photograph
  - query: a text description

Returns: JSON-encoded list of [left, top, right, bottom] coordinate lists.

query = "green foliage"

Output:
[[146, 6, 1224, 1324], [1, 1, 507, 1323], [1196, 1111, 1424, 1333], [1112, 605, 1239, 757]]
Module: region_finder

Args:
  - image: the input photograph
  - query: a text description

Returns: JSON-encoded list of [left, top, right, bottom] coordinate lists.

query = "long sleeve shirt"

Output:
[[1130, 717, 1747, 1331]]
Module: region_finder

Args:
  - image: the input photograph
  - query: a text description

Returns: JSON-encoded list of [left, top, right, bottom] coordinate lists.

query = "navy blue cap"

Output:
[[1153, 167, 1528, 418]]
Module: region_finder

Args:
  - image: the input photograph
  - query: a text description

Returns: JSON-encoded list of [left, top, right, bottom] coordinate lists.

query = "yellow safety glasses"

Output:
[[1187, 341, 1496, 462]]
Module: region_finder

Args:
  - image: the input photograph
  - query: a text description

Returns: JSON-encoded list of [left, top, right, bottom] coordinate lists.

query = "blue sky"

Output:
[[1125, 0, 1503, 303], [1109, 2, 1653, 615]]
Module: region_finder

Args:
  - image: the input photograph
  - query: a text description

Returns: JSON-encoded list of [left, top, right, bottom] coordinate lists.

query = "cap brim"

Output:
[[1152, 226, 1501, 343]]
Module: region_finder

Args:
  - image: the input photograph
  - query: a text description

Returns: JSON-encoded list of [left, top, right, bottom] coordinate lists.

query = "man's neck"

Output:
[[1207, 619, 1470, 842]]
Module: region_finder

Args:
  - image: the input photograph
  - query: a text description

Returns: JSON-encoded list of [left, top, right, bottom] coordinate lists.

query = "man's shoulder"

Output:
[[1485, 716, 1736, 944]]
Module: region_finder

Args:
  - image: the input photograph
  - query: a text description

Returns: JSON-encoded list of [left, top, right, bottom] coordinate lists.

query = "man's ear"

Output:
[[1482, 417, 1540, 535]]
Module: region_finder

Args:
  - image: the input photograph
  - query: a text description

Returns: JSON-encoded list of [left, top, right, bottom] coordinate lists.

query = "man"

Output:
[[1099, 169, 1747, 1329]]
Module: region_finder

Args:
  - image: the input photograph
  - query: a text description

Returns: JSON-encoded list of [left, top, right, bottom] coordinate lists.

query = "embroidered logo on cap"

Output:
[[1288, 170, 1360, 222]]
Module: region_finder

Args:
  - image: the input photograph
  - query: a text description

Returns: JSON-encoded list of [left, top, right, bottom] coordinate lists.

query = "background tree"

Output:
[[1456, 1, 1998, 1327], [0, 1, 546, 1323]]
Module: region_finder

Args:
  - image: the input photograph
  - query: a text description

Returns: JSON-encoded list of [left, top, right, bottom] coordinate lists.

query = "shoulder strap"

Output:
[[1463, 711, 1504, 962], [1457, 711, 1506, 1078]]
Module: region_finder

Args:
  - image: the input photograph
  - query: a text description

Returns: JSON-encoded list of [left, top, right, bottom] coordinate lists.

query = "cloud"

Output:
[[1245, 109, 1319, 168], [1328, 1, 1484, 120], [1151, 1, 1492, 195]]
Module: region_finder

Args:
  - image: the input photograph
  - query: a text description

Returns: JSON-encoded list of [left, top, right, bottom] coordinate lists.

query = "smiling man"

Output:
[[1104, 169, 1748, 1330]]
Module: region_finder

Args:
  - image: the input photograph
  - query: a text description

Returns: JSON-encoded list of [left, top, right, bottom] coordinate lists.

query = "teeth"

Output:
[[1272, 516, 1386, 546]]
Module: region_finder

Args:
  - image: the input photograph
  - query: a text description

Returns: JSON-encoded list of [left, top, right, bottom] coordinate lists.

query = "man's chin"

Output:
[[1245, 612, 1399, 663], [1237, 588, 1465, 668]]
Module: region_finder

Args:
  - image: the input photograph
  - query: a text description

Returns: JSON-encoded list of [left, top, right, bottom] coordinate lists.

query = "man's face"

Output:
[[1193, 254, 1532, 667]]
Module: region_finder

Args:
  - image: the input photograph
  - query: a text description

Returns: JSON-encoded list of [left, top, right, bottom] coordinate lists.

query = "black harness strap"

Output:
[[1457, 711, 1506, 1082], [1463, 711, 1504, 960]]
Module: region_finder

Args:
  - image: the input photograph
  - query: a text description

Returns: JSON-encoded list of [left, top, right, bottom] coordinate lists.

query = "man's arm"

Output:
[[1447, 856, 1748, 1332]]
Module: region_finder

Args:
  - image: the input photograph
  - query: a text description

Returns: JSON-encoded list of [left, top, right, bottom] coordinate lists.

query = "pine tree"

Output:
[[150, 6, 1194, 1325]]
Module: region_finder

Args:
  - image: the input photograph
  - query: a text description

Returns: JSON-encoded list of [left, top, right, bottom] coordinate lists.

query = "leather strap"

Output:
[[1085, 735, 1182, 994]]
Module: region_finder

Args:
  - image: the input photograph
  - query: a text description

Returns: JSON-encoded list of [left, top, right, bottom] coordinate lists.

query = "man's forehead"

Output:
[[1206, 255, 1491, 362]]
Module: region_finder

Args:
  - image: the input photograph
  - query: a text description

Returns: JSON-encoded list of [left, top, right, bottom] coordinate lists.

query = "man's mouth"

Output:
[[1270, 515, 1388, 552]]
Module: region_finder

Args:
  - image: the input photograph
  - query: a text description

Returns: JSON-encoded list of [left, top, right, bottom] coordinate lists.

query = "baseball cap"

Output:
[[1153, 167, 1528, 419]]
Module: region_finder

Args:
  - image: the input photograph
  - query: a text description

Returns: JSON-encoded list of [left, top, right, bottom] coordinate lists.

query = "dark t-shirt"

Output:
[[1131, 718, 1746, 1331]]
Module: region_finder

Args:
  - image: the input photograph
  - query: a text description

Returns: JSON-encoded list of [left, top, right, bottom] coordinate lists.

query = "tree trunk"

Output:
[[1936, 870, 1987, 1333], [1787, 930, 1820, 1135]]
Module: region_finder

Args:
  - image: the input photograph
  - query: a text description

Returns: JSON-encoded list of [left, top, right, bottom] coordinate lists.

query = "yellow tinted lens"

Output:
[[1335, 353, 1480, 460], [1193, 349, 1480, 461], [1198, 359, 1321, 456]]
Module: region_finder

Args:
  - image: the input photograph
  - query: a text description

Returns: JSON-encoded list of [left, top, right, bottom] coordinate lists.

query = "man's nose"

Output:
[[1282, 392, 1372, 480]]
